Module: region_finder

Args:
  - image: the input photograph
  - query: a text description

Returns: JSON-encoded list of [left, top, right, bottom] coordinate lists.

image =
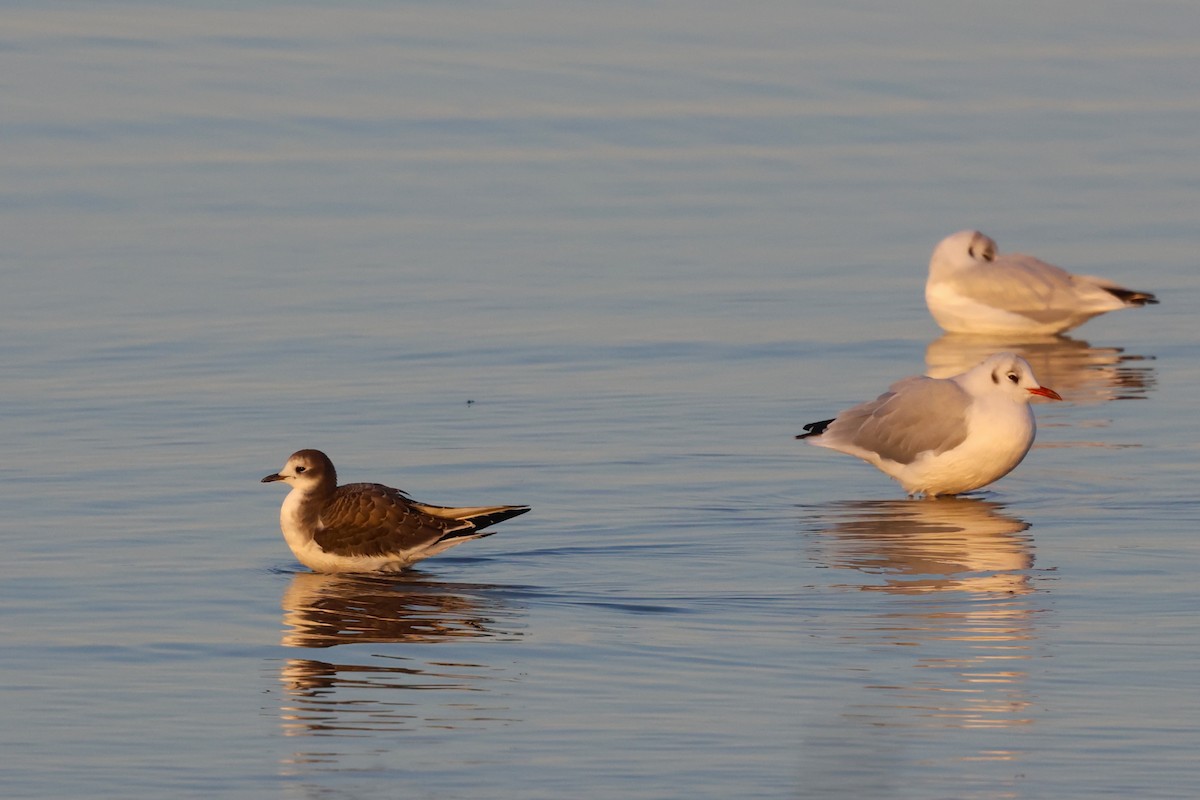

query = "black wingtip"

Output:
[[468, 505, 531, 531], [795, 418, 835, 439], [1104, 286, 1158, 306]]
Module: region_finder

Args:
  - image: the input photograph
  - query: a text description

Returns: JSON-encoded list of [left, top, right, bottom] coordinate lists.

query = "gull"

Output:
[[796, 353, 1062, 497], [261, 449, 529, 573], [926, 229, 1157, 335]]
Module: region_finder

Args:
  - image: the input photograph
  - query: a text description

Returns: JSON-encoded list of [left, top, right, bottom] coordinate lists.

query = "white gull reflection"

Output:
[[802, 497, 1048, 736], [925, 333, 1156, 406], [813, 497, 1034, 596]]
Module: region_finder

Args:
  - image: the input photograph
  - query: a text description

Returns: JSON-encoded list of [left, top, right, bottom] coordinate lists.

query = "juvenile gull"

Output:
[[796, 353, 1062, 497], [262, 449, 529, 573], [926, 230, 1157, 335]]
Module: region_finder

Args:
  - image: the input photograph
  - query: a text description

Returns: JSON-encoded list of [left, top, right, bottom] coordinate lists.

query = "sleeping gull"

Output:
[[926, 230, 1157, 335], [262, 449, 529, 573], [796, 353, 1062, 497]]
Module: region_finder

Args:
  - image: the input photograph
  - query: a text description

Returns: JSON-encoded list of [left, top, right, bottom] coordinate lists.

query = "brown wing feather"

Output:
[[314, 483, 473, 557]]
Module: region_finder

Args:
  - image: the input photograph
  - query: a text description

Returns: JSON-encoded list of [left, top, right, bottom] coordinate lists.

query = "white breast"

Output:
[[278, 488, 316, 549], [277, 486, 414, 573]]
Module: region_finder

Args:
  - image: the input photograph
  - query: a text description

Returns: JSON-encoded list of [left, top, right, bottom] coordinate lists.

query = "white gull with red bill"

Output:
[[796, 353, 1062, 497], [926, 229, 1157, 335], [262, 449, 529, 573]]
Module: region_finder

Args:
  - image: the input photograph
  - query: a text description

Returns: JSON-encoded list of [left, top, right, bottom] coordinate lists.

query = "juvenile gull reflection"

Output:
[[803, 498, 1047, 735], [280, 571, 522, 647], [925, 333, 1156, 405], [274, 572, 524, 746], [277, 654, 519, 742]]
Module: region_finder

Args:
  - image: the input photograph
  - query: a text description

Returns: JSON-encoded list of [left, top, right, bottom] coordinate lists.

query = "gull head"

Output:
[[930, 229, 997, 276], [261, 449, 337, 493], [959, 352, 1063, 404]]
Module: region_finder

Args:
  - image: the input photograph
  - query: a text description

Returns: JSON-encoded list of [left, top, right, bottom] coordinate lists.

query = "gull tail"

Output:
[[412, 503, 532, 532], [795, 419, 835, 440]]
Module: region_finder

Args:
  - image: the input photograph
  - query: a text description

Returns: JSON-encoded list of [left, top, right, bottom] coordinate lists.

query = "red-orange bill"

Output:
[[1028, 386, 1063, 401]]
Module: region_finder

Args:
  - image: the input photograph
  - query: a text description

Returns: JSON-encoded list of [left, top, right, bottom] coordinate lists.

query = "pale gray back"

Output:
[[827, 376, 971, 464]]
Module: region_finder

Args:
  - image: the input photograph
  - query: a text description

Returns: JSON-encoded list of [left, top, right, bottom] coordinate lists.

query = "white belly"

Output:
[[278, 488, 418, 573]]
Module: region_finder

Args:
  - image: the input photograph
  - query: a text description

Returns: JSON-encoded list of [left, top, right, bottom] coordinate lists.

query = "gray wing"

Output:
[[824, 377, 971, 464], [315, 483, 472, 557], [952, 253, 1124, 320], [956, 254, 1074, 303]]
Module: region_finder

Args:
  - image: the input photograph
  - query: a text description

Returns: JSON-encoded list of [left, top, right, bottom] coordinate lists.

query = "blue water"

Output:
[[3, 3, 1199, 798]]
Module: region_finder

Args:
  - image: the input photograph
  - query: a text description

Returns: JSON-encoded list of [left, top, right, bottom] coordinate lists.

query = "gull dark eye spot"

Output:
[[1007, 372, 1019, 384], [295, 466, 306, 474], [970, 237, 996, 262], [991, 370, 1001, 385]]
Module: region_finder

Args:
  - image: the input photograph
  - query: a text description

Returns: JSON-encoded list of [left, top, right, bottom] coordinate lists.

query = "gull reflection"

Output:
[[275, 572, 524, 747], [815, 497, 1034, 596], [280, 571, 522, 647], [925, 332, 1156, 405], [804, 498, 1045, 734]]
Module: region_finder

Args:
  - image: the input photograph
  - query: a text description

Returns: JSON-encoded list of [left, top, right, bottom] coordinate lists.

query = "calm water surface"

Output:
[[3, 3, 1199, 798]]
